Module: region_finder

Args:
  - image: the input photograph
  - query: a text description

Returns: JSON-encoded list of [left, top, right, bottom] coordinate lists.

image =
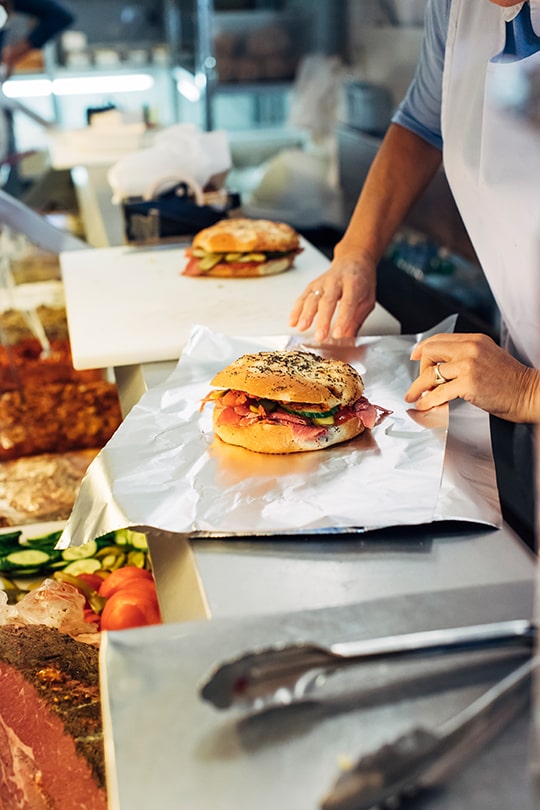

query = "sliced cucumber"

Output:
[[63, 558, 102, 576], [114, 529, 148, 550], [26, 530, 63, 548], [281, 404, 338, 420], [0, 531, 23, 552], [62, 540, 99, 561], [4, 549, 54, 569], [0, 531, 23, 543], [126, 530, 148, 550], [97, 531, 118, 547], [112, 529, 131, 546]]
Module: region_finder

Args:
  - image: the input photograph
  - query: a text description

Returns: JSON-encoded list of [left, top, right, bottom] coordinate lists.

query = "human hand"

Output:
[[405, 332, 540, 423], [289, 253, 376, 342]]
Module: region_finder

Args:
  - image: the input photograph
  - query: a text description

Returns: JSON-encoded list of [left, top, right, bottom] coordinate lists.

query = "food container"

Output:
[[0, 266, 122, 464], [343, 78, 394, 135]]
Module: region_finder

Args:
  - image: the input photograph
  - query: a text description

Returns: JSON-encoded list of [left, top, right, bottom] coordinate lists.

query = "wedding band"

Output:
[[310, 289, 322, 297], [434, 362, 449, 386]]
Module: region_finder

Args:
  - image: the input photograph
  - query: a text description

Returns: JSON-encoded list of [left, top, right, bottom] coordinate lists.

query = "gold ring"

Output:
[[434, 362, 449, 385]]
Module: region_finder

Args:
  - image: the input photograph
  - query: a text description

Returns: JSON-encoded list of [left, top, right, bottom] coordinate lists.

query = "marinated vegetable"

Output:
[[0, 527, 161, 632]]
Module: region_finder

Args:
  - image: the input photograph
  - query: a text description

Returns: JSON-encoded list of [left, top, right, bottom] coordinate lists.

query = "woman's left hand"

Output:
[[405, 332, 540, 423]]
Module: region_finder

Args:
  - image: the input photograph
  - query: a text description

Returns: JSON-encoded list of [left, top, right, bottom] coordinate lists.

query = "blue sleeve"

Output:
[[391, 0, 450, 151], [12, 0, 74, 49]]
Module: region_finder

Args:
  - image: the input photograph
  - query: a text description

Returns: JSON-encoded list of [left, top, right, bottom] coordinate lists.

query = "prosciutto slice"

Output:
[[0, 625, 106, 810], [209, 390, 391, 438]]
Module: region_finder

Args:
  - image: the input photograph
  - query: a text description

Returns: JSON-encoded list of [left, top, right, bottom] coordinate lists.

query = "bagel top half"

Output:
[[193, 218, 300, 254], [210, 350, 364, 410]]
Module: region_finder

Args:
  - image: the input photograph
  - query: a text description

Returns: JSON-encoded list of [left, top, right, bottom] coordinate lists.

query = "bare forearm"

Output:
[[334, 123, 442, 266], [290, 124, 443, 341]]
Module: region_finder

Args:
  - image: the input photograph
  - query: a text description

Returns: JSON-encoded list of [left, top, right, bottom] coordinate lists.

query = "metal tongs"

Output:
[[200, 620, 535, 808], [320, 656, 535, 809], [200, 619, 534, 710]]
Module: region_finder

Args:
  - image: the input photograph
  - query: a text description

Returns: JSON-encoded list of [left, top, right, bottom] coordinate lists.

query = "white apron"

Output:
[[441, 0, 540, 369]]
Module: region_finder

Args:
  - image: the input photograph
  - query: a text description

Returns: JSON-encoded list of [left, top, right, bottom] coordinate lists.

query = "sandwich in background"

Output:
[[182, 218, 302, 277]]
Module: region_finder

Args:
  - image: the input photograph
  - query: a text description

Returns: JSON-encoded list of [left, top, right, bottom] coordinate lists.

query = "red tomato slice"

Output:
[[100, 589, 162, 631], [109, 580, 159, 606], [83, 608, 101, 627], [98, 565, 153, 598], [77, 572, 105, 592]]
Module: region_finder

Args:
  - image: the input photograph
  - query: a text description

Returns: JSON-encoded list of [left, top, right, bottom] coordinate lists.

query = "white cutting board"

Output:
[[60, 239, 399, 370]]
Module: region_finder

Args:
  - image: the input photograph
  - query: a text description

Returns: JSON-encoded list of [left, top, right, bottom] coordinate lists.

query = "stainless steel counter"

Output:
[[149, 522, 536, 623], [102, 574, 538, 810]]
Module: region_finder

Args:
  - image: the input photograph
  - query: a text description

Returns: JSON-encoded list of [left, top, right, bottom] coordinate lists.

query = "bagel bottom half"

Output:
[[199, 255, 293, 278], [212, 412, 365, 454]]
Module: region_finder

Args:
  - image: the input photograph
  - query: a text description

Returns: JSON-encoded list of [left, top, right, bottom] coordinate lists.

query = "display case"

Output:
[[166, 0, 347, 132]]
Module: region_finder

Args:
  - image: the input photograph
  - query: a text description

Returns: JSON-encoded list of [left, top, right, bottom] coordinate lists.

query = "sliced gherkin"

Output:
[[198, 253, 223, 271], [312, 415, 335, 425], [237, 252, 266, 262], [225, 252, 243, 261]]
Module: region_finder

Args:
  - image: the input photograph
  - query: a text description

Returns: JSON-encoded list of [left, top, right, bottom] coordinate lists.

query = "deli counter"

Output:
[[0, 114, 538, 810], [57, 199, 537, 805]]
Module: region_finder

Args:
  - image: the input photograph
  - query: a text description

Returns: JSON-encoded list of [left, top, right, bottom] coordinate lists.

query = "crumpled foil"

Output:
[[60, 319, 501, 546]]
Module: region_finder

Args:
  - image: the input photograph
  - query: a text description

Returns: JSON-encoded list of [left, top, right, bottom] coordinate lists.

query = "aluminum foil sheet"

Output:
[[60, 319, 501, 546]]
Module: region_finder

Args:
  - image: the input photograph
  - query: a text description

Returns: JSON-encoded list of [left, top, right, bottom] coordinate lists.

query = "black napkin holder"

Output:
[[122, 183, 240, 243]]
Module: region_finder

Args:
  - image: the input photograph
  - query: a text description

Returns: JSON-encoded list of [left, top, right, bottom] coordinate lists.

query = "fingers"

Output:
[[405, 360, 458, 408], [406, 334, 480, 406], [331, 296, 374, 341], [290, 281, 351, 341], [404, 332, 537, 421], [289, 269, 376, 342], [289, 282, 331, 336]]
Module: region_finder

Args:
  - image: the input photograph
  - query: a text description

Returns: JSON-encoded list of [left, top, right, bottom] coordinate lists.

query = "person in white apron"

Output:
[[289, 0, 539, 541]]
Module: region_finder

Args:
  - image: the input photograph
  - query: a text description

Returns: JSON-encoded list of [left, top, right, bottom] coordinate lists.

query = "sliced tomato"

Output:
[[98, 565, 153, 599], [77, 572, 106, 591], [221, 390, 248, 407], [181, 256, 202, 276], [83, 608, 101, 627], [100, 589, 162, 631]]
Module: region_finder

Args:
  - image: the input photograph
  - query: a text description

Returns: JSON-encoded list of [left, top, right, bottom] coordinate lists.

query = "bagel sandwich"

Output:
[[202, 350, 389, 454], [182, 218, 302, 277]]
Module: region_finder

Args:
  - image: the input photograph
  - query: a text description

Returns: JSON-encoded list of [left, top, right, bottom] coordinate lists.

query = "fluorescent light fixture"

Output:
[[52, 74, 154, 96], [2, 74, 154, 98], [174, 67, 202, 102], [2, 79, 53, 98]]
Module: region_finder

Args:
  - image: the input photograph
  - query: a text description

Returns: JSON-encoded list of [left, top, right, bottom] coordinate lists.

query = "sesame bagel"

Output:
[[210, 350, 365, 409], [201, 349, 389, 455]]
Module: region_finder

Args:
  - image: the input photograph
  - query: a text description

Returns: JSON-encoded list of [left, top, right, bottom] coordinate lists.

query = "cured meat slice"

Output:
[[0, 625, 106, 810]]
